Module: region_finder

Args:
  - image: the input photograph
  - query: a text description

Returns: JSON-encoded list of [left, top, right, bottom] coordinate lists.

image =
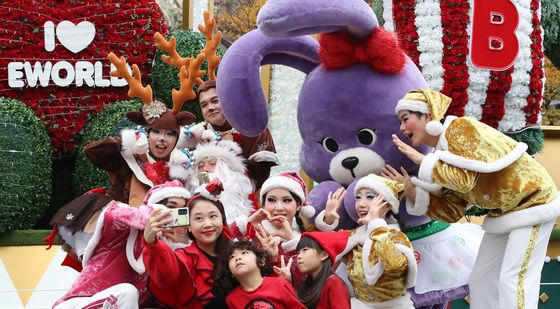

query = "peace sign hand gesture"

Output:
[[273, 255, 293, 282]]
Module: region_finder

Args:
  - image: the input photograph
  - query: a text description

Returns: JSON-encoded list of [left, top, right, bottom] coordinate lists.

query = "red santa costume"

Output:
[[52, 181, 190, 309], [142, 180, 228, 308], [187, 139, 257, 224], [298, 231, 353, 309]]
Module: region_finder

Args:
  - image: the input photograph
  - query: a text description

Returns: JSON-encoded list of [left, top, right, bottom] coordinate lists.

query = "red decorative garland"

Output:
[[524, 0, 544, 125], [0, 0, 168, 154], [392, 0, 421, 68], [439, 0, 470, 117], [481, 68, 514, 127]]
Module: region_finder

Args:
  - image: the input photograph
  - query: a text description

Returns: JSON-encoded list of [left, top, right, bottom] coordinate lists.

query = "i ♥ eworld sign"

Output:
[[0, 1, 167, 153]]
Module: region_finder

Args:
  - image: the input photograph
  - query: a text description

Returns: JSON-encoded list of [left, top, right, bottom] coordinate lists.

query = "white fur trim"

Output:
[[299, 205, 316, 219], [405, 187, 430, 216], [126, 228, 145, 274], [482, 193, 560, 233], [335, 225, 367, 262], [435, 116, 457, 151], [81, 205, 110, 267], [314, 210, 339, 232], [169, 163, 189, 181], [418, 153, 439, 184], [234, 215, 249, 235], [361, 220, 387, 285], [121, 129, 137, 158], [395, 243, 417, 288], [355, 178, 401, 213], [366, 218, 388, 236], [281, 235, 301, 253], [260, 176, 305, 203], [426, 121, 443, 136], [411, 177, 442, 192], [395, 100, 430, 114], [120, 133, 154, 187], [193, 141, 246, 174], [434, 142, 528, 173], [248, 150, 280, 164], [147, 186, 190, 204]]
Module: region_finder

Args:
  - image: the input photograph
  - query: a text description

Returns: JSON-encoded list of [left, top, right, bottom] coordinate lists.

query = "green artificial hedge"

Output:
[[543, 0, 560, 68], [0, 97, 52, 233], [150, 29, 224, 121], [507, 128, 545, 156], [73, 99, 142, 195]]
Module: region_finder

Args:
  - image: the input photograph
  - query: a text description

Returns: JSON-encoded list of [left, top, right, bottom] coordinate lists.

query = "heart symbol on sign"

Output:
[[56, 21, 96, 53]]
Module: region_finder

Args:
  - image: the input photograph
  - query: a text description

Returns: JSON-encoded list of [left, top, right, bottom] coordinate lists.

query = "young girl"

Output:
[[214, 238, 306, 309], [392, 89, 559, 308], [142, 179, 229, 308], [295, 232, 351, 309], [317, 174, 417, 308]]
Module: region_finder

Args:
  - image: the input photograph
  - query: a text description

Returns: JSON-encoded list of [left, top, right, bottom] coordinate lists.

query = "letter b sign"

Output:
[[470, 0, 519, 71]]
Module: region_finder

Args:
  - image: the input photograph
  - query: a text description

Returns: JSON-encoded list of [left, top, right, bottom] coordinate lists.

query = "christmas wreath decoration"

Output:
[[0, 97, 52, 233]]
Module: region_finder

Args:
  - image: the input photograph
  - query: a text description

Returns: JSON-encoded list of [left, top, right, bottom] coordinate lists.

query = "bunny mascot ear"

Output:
[[216, 30, 320, 136], [257, 0, 378, 39]]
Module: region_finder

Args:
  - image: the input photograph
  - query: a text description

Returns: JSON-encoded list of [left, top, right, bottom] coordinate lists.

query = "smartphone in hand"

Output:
[[198, 172, 210, 184], [163, 208, 190, 228]]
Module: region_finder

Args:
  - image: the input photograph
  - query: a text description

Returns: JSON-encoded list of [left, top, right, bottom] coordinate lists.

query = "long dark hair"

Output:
[[262, 191, 306, 233], [296, 236, 335, 309], [212, 238, 272, 303], [186, 195, 229, 258]]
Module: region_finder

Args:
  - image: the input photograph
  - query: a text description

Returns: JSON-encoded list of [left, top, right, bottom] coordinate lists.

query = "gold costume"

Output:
[[411, 116, 559, 233], [345, 221, 415, 304]]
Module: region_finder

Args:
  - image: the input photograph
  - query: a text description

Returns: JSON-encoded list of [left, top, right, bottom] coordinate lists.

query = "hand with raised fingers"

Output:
[[144, 208, 172, 244], [357, 195, 391, 225], [248, 208, 272, 226], [269, 216, 295, 241], [392, 134, 425, 165], [273, 255, 293, 282], [255, 223, 278, 261], [324, 187, 347, 225]]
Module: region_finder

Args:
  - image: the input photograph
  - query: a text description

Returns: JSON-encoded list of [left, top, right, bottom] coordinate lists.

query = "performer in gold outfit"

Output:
[[392, 89, 560, 308]]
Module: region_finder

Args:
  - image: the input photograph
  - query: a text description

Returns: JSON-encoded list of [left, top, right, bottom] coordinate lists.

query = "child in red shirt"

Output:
[[289, 232, 351, 309], [214, 238, 306, 309]]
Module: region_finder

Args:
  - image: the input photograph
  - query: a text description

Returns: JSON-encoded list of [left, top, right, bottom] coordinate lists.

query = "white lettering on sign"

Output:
[[8, 61, 128, 88], [7, 21, 128, 88]]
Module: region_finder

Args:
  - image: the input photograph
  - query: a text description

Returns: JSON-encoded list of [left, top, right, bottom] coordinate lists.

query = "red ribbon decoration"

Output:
[[319, 27, 406, 74]]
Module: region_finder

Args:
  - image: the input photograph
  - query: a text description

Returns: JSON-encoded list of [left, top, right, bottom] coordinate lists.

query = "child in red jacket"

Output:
[[295, 232, 351, 309], [214, 238, 306, 309]]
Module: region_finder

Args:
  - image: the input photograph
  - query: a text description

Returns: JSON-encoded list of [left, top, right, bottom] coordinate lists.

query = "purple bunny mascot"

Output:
[[216, 0, 482, 308]]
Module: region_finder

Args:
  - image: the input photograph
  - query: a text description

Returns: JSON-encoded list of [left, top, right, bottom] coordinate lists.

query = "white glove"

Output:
[[248, 150, 280, 164]]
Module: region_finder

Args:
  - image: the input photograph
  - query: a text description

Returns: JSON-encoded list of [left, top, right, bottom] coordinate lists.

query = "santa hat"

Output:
[[143, 179, 191, 205], [354, 174, 405, 214], [192, 140, 246, 173], [300, 231, 349, 264], [394, 89, 452, 136], [259, 171, 316, 218]]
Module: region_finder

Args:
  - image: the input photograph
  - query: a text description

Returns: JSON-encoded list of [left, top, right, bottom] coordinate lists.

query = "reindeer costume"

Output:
[[83, 19, 225, 206]]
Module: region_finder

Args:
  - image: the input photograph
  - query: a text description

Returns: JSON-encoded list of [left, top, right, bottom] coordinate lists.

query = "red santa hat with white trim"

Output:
[[259, 171, 316, 218], [300, 231, 350, 264], [143, 179, 191, 205]]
